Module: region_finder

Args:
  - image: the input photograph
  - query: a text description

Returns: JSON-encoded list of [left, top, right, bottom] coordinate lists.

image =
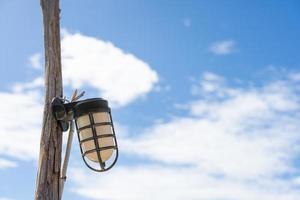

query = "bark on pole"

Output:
[[35, 0, 63, 199]]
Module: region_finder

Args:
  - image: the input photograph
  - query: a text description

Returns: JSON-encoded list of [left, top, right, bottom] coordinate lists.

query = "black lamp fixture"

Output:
[[52, 96, 118, 172]]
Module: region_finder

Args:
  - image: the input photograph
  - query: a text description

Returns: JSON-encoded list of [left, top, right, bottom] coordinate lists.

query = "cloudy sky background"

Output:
[[0, 1, 300, 199]]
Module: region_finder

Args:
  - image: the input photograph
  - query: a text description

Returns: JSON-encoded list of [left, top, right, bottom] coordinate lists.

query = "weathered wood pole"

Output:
[[35, 0, 63, 199]]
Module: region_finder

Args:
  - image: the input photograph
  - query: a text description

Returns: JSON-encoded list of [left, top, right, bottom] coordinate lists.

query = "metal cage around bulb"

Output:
[[73, 98, 118, 172]]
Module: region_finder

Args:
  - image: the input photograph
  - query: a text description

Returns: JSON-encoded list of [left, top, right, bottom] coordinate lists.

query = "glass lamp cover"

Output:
[[77, 112, 114, 162]]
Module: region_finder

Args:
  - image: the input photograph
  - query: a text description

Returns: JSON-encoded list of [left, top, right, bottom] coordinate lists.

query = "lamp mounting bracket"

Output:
[[51, 97, 78, 131]]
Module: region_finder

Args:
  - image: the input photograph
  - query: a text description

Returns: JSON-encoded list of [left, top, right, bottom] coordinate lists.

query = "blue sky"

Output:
[[0, 1, 300, 200]]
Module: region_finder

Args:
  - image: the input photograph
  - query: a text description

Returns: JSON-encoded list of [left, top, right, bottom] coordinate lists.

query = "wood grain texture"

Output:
[[35, 0, 63, 199]]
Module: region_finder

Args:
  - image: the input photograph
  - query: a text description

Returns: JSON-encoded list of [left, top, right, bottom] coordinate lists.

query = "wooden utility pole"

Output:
[[35, 0, 63, 199]]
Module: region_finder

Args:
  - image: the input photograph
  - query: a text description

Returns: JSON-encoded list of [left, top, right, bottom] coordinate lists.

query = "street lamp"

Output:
[[73, 98, 118, 171], [52, 96, 118, 172]]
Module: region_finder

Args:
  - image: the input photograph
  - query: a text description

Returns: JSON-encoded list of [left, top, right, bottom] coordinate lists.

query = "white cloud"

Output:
[[29, 30, 159, 107], [209, 40, 235, 55], [0, 198, 14, 200], [191, 72, 225, 95], [12, 77, 44, 93], [61, 31, 159, 107], [293, 176, 300, 185], [70, 72, 300, 200], [0, 90, 43, 163], [289, 72, 300, 81], [29, 53, 42, 69], [0, 158, 17, 169], [123, 74, 300, 179], [71, 166, 300, 200]]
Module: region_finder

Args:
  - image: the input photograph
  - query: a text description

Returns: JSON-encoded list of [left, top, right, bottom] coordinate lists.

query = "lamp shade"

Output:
[[73, 98, 118, 172]]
